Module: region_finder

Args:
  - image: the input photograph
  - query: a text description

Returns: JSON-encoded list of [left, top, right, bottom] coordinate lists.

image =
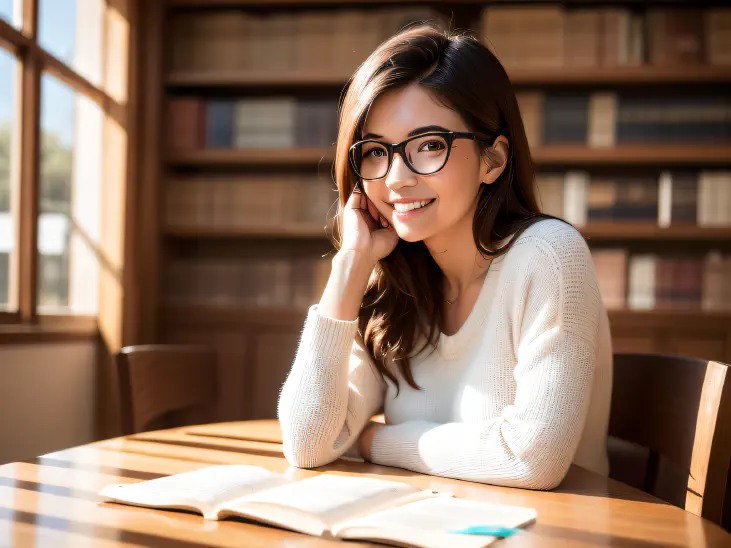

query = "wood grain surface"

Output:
[[1, 420, 730, 547]]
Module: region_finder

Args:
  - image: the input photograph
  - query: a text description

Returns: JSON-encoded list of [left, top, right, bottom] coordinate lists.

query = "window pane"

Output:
[[39, 73, 102, 315], [39, 75, 73, 311], [0, 48, 17, 311], [39, 0, 102, 86], [0, 0, 22, 29]]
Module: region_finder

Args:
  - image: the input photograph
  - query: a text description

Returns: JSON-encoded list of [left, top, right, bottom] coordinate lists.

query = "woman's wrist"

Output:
[[333, 249, 375, 281], [318, 251, 374, 321], [358, 422, 384, 461]]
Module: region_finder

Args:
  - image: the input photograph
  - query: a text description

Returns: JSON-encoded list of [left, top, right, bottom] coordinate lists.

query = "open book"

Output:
[[98, 465, 536, 548]]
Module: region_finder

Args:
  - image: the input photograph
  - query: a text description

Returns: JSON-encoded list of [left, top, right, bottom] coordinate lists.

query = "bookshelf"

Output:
[[165, 145, 731, 168], [164, 223, 731, 243], [167, 66, 731, 89], [166, 148, 335, 166], [581, 224, 731, 242], [145, 0, 731, 421], [165, 225, 328, 239]]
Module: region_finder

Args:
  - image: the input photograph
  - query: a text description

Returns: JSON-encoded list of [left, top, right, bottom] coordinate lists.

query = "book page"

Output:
[[98, 465, 289, 519], [334, 496, 537, 548], [219, 474, 428, 536]]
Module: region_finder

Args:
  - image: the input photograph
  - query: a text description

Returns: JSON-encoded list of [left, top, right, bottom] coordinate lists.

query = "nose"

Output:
[[384, 150, 417, 190]]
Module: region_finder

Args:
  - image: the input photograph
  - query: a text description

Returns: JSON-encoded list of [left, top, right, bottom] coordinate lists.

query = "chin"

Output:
[[393, 226, 431, 243]]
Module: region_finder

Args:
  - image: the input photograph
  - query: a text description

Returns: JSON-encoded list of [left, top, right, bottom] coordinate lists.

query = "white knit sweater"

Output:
[[278, 219, 613, 490]]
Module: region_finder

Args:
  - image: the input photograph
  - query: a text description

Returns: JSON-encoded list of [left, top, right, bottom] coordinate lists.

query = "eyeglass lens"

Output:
[[354, 134, 450, 179]]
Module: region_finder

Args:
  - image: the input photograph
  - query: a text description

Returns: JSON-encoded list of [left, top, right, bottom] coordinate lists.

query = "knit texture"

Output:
[[277, 219, 613, 490]]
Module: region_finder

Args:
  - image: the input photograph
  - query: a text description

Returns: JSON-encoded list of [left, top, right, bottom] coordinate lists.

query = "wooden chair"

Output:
[[116, 345, 219, 435], [608, 353, 731, 528]]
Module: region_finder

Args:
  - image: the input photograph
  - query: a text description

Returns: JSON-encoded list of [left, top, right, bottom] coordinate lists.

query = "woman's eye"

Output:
[[365, 148, 385, 158], [420, 140, 446, 152]]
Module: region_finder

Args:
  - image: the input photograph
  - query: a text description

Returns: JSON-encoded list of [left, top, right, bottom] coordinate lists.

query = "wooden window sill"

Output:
[[0, 316, 99, 344]]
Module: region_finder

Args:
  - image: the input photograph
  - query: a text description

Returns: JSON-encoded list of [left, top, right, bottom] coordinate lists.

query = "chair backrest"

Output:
[[116, 345, 219, 435], [608, 353, 731, 526]]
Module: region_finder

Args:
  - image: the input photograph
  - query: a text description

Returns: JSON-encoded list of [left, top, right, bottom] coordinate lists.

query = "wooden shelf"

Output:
[[167, 70, 350, 88], [168, 0, 433, 6], [167, 148, 334, 166], [162, 304, 731, 329], [165, 224, 731, 242], [167, 145, 731, 168], [531, 145, 731, 166], [165, 224, 328, 239], [161, 305, 309, 327], [608, 308, 731, 330], [166, 66, 731, 89], [509, 66, 731, 86], [581, 224, 731, 242], [168, 0, 726, 11]]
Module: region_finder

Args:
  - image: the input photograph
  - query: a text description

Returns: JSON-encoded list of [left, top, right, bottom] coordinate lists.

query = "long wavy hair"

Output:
[[329, 23, 556, 392]]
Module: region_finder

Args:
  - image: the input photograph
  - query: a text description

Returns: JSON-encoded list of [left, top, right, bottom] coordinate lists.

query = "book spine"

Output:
[[563, 171, 589, 226], [206, 101, 235, 149], [587, 92, 617, 149], [657, 171, 673, 228]]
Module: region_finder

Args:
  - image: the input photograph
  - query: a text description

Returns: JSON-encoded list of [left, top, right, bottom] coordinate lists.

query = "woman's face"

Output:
[[359, 82, 491, 243]]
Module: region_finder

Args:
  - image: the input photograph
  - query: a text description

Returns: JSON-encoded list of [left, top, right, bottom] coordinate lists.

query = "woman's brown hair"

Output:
[[330, 22, 556, 392]]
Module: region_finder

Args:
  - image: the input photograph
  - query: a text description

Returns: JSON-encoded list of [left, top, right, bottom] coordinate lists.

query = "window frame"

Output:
[[0, 0, 118, 338]]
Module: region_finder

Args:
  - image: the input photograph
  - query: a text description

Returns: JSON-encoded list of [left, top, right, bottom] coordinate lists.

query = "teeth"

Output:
[[393, 200, 432, 213]]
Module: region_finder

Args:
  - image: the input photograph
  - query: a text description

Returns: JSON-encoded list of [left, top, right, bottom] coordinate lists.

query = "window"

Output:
[[38, 74, 101, 313], [38, 74, 73, 310], [39, 0, 103, 86], [0, 0, 128, 330], [0, 0, 21, 29], [0, 48, 16, 311]]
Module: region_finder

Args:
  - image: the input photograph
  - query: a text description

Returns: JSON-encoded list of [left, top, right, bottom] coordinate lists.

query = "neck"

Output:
[[423, 197, 490, 297]]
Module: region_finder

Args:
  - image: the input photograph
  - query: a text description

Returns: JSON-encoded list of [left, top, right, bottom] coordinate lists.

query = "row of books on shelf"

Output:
[[538, 171, 731, 227], [164, 257, 331, 309], [165, 175, 334, 230], [168, 91, 731, 153], [164, 251, 730, 313], [167, 97, 338, 151], [168, 6, 730, 78], [482, 6, 730, 69], [517, 92, 731, 149], [169, 6, 442, 76], [164, 170, 731, 232], [593, 250, 731, 311]]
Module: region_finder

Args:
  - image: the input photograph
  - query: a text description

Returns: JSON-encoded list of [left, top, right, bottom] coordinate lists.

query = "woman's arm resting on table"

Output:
[[277, 304, 387, 469], [365, 237, 602, 490]]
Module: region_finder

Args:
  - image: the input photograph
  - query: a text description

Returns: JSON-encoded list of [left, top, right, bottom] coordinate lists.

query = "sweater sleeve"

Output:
[[368, 235, 602, 490], [277, 304, 387, 469]]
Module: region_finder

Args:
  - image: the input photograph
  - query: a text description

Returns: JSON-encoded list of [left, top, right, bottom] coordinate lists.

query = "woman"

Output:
[[277, 23, 612, 490]]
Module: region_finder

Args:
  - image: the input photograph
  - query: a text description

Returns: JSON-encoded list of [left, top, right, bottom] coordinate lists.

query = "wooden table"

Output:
[[1, 420, 730, 547]]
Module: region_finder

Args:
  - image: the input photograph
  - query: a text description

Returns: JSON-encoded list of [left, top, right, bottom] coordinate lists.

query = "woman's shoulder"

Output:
[[508, 217, 592, 274], [507, 218, 602, 340]]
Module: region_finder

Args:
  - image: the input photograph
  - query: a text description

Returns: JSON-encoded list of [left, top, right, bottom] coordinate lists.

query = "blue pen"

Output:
[[449, 525, 523, 537]]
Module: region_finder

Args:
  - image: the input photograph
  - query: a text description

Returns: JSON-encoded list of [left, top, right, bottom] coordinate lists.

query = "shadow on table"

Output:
[[126, 435, 285, 459], [321, 460, 665, 505]]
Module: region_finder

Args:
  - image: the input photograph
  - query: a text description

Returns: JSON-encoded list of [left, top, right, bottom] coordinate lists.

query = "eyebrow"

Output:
[[362, 125, 451, 140]]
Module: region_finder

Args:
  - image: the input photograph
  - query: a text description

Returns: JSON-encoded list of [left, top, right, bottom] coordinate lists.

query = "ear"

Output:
[[480, 135, 510, 185]]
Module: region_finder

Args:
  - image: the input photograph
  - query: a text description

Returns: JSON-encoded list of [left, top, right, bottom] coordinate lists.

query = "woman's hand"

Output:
[[358, 421, 385, 461], [340, 186, 399, 265]]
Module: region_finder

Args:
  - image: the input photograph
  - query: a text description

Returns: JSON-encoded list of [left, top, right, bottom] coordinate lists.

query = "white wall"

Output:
[[0, 342, 96, 464]]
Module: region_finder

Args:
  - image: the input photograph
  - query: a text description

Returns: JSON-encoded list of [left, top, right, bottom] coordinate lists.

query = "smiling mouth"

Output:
[[389, 198, 436, 212]]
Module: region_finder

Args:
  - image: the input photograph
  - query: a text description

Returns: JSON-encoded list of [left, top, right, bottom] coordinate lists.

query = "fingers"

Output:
[[347, 188, 365, 210], [348, 185, 391, 230], [368, 197, 390, 228], [366, 194, 380, 222]]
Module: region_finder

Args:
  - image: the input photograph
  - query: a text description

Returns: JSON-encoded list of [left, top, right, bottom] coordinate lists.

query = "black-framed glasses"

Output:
[[348, 130, 497, 181]]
